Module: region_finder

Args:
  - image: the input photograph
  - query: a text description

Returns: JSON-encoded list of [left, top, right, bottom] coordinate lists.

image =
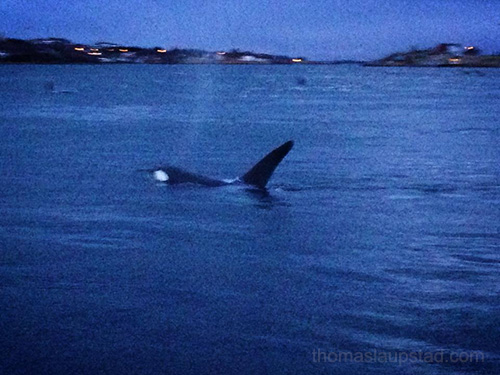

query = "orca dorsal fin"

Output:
[[241, 140, 294, 188]]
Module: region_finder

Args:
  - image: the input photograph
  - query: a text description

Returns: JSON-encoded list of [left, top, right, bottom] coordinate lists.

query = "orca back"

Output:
[[156, 166, 227, 187], [241, 140, 294, 189]]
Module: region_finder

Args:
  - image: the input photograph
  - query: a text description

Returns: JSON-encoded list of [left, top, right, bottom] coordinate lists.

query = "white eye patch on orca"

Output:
[[153, 170, 169, 182]]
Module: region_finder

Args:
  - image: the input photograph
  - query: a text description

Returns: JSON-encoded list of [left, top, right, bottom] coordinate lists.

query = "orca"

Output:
[[149, 140, 293, 189], [44, 81, 78, 94]]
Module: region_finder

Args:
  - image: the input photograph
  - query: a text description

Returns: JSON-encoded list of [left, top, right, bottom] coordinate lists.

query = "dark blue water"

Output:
[[1, 65, 499, 374]]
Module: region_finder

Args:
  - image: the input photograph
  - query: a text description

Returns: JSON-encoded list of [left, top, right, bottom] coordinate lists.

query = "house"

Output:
[[463, 46, 479, 56], [95, 42, 119, 48], [29, 38, 71, 45], [431, 43, 463, 56]]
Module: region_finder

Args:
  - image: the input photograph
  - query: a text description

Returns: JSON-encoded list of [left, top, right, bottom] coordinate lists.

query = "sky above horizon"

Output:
[[2, 0, 499, 60]]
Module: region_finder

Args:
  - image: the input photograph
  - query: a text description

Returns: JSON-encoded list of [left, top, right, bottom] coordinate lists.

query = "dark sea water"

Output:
[[1, 64, 499, 374]]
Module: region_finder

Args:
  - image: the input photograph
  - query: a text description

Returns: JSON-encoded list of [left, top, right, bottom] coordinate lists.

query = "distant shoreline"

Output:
[[365, 58, 500, 68], [3, 37, 499, 67], [0, 60, 364, 66], [365, 43, 500, 68], [364, 64, 499, 69], [0, 36, 319, 65]]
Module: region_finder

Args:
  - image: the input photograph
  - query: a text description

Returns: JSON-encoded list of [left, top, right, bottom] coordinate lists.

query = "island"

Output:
[[0, 37, 310, 65], [365, 43, 500, 68]]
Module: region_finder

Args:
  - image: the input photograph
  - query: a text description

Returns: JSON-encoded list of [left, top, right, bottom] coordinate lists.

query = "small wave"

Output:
[[386, 267, 488, 282], [404, 183, 458, 194], [444, 127, 497, 134], [453, 255, 500, 265], [431, 232, 500, 240], [272, 183, 341, 193]]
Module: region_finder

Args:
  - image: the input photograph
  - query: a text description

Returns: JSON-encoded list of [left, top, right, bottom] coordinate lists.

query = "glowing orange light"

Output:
[[74, 47, 85, 51], [449, 58, 461, 63], [157, 49, 167, 53], [119, 49, 129, 52]]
